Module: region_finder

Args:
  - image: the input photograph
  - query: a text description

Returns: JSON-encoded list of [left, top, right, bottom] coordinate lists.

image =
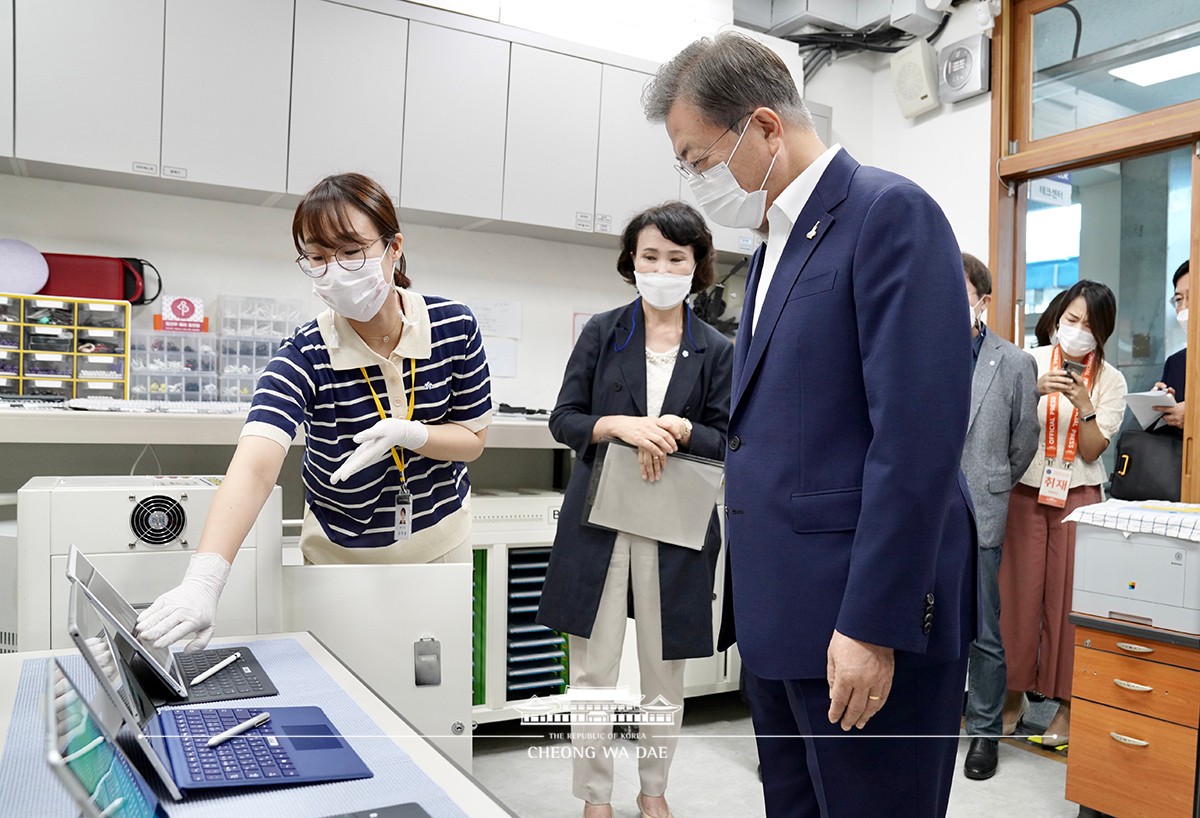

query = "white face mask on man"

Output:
[[634, 271, 693, 310], [1178, 308, 1190, 333], [310, 253, 393, 322], [1056, 323, 1097, 357], [686, 123, 778, 230]]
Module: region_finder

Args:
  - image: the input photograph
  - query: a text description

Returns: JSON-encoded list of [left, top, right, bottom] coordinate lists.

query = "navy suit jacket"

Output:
[[718, 149, 977, 680]]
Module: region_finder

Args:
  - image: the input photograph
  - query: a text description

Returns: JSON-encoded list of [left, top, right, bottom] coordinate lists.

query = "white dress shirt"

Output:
[[750, 143, 842, 334]]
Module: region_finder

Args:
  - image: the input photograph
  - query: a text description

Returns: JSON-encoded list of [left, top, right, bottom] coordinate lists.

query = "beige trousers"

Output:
[[568, 532, 685, 805]]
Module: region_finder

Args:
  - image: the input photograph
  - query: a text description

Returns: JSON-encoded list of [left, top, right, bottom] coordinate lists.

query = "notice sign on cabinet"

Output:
[[155, 295, 209, 332]]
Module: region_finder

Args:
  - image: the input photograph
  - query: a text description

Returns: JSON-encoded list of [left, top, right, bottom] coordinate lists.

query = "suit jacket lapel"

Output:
[[732, 149, 857, 415], [660, 306, 706, 417], [968, 331, 1003, 431], [615, 302, 647, 415]]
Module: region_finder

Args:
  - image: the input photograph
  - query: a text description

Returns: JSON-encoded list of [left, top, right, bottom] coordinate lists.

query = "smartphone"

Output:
[[1062, 360, 1086, 379]]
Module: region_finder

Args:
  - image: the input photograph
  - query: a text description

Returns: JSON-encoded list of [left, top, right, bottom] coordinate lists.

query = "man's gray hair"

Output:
[[643, 31, 814, 131]]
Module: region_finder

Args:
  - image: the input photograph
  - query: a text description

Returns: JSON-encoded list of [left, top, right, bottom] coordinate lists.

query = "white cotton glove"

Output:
[[329, 418, 429, 485], [134, 552, 231, 653]]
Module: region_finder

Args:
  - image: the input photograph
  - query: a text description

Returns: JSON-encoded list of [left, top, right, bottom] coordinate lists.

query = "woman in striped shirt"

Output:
[[135, 173, 492, 651]]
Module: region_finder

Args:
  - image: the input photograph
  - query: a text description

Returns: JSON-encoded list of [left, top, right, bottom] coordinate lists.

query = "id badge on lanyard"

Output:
[[1038, 347, 1094, 508], [361, 361, 417, 541]]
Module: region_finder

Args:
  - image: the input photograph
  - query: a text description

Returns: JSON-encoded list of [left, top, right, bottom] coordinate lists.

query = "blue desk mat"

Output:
[[0, 638, 473, 818]]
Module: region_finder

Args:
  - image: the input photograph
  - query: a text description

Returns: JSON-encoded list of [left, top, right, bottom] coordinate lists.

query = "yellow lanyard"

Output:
[[360, 360, 416, 481]]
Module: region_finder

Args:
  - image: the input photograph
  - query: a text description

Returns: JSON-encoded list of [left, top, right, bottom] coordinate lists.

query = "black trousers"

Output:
[[744, 652, 968, 818]]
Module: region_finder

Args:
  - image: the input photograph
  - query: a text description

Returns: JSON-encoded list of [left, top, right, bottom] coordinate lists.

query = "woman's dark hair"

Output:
[[1034, 290, 1069, 347], [616, 201, 716, 295], [1174, 259, 1190, 289], [1053, 278, 1117, 376], [292, 173, 410, 288]]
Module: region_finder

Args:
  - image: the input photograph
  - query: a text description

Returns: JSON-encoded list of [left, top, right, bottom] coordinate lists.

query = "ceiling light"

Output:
[[1108, 43, 1200, 87]]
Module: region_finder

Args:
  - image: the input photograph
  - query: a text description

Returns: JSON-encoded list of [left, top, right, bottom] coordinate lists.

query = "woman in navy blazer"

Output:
[[537, 202, 733, 818]]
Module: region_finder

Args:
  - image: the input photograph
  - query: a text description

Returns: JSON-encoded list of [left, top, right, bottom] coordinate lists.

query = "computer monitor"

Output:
[[44, 658, 169, 818]]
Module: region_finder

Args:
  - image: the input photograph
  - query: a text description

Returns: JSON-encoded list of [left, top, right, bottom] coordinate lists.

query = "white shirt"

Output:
[[750, 143, 843, 334], [645, 344, 679, 418]]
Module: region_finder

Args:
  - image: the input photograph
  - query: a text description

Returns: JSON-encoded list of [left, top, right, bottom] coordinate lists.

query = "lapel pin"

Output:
[[682, 350, 689, 358], [806, 221, 820, 240]]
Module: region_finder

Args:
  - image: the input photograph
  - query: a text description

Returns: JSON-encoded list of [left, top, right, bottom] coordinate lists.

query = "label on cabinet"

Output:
[[738, 236, 755, 253], [34, 300, 66, 308], [595, 223, 612, 234], [162, 166, 188, 179], [574, 211, 594, 231], [34, 354, 64, 362], [132, 162, 159, 175]]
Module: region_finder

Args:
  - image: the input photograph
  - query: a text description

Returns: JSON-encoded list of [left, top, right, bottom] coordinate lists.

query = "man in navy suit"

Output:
[[645, 33, 976, 817]]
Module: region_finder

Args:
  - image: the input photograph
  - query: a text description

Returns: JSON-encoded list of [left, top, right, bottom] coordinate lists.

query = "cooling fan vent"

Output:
[[130, 495, 187, 546]]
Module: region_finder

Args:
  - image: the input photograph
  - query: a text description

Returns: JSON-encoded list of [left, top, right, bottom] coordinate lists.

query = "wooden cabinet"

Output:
[[502, 45, 602, 232], [1068, 622, 1200, 818], [593, 65, 680, 236], [288, 0, 408, 199], [0, 0, 12, 158], [160, 0, 293, 190], [15, 0, 164, 175], [401, 22, 509, 220]]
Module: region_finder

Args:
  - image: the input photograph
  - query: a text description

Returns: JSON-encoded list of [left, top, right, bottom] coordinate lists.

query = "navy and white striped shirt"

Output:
[[242, 290, 492, 550]]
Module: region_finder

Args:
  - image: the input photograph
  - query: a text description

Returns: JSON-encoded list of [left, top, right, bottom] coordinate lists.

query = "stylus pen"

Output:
[[206, 712, 271, 748], [189, 651, 241, 686]]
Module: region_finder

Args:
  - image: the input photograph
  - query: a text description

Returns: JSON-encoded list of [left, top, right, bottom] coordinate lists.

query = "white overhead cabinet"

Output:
[[160, 0, 293, 190], [288, 0, 408, 199], [401, 22, 509, 221], [593, 66, 680, 237], [502, 45, 601, 232], [0, 0, 13, 158], [15, 0, 164, 175]]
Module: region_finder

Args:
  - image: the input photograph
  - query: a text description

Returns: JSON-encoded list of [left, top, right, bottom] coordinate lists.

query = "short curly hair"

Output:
[[616, 202, 716, 295]]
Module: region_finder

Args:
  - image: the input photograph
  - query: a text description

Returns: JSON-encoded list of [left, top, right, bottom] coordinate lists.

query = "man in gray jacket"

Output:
[[960, 252, 1040, 780]]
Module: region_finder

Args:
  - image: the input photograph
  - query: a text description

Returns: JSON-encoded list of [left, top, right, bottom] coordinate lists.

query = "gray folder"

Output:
[[583, 440, 724, 550]]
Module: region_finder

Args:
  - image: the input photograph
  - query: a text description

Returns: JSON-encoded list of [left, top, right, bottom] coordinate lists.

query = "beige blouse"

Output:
[[1018, 343, 1128, 490]]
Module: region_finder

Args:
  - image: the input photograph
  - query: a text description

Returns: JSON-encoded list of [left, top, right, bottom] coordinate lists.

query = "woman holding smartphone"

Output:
[[997, 279, 1127, 751]]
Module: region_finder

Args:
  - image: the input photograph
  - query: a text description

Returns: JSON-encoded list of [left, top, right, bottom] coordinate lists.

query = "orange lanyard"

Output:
[[1045, 345, 1094, 465], [360, 360, 416, 480]]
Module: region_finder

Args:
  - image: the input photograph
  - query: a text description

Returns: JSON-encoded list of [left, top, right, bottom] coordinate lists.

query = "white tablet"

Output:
[[65, 546, 188, 697]]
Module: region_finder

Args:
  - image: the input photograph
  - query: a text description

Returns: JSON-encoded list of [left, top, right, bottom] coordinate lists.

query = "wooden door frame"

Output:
[[989, 0, 1200, 500]]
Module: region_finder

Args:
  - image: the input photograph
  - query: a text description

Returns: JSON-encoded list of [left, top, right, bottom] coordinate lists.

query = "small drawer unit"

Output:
[[1068, 620, 1200, 818], [129, 330, 219, 402], [218, 335, 281, 402], [218, 295, 303, 339], [75, 379, 126, 400], [0, 293, 131, 401], [22, 378, 73, 399], [0, 376, 17, 396], [22, 353, 73, 379], [24, 326, 73, 352]]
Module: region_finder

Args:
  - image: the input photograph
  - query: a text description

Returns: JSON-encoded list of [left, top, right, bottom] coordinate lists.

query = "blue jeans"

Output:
[[965, 544, 1004, 737]]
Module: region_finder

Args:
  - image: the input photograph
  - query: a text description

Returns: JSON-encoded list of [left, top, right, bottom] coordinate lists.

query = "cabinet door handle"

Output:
[[1113, 678, 1153, 692], [1110, 732, 1150, 747], [1115, 641, 1155, 654]]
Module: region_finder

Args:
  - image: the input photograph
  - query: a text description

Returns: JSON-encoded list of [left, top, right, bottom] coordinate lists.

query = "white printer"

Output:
[[1072, 501, 1200, 635]]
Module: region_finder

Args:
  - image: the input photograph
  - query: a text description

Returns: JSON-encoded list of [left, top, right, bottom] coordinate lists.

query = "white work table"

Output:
[[0, 631, 515, 818], [0, 409, 564, 449]]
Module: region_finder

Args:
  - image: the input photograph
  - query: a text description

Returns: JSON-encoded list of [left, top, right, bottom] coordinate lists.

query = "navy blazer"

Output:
[[718, 149, 978, 680], [1163, 348, 1187, 398], [537, 300, 734, 660]]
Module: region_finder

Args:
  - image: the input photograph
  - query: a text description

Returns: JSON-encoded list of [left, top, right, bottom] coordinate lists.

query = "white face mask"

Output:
[[969, 296, 984, 329], [635, 272, 693, 310], [1177, 308, 1189, 331], [310, 254, 392, 322], [685, 124, 778, 229], [1056, 323, 1097, 357]]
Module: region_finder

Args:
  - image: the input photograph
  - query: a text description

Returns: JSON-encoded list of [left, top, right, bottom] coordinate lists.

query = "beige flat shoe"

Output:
[[637, 794, 675, 818]]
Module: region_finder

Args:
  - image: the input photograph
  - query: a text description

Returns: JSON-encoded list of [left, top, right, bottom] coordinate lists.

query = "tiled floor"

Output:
[[473, 693, 1080, 817]]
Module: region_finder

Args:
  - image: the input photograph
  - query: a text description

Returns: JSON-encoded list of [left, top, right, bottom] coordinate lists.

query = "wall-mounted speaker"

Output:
[[890, 40, 940, 119]]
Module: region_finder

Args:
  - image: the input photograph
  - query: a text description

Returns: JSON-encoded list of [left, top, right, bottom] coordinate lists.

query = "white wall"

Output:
[[804, 5, 993, 259], [0, 173, 633, 410]]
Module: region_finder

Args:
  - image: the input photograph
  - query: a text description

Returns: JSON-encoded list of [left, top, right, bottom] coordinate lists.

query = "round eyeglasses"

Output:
[[296, 236, 388, 278], [673, 112, 753, 180]]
